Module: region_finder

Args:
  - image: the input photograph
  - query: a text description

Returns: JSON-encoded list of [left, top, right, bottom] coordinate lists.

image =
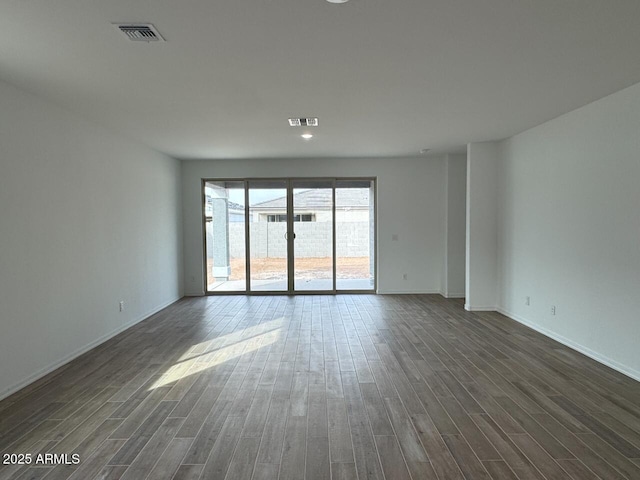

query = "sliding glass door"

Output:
[[203, 180, 247, 292], [336, 180, 375, 290], [203, 178, 375, 294], [248, 180, 288, 292], [292, 179, 334, 291]]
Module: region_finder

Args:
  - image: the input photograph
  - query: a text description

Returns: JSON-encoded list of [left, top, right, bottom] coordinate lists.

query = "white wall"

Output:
[[0, 79, 183, 399], [465, 142, 499, 310], [497, 81, 640, 380], [442, 154, 467, 298], [182, 157, 446, 295]]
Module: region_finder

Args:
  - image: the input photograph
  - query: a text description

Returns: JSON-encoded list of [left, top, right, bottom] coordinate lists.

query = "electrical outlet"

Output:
[[551, 305, 556, 315], [119, 301, 125, 312], [402, 273, 408, 280], [525, 296, 530, 306]]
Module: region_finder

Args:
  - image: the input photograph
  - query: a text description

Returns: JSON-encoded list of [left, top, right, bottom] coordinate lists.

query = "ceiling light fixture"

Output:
[[326, 0, 349, 3], [301, 133, 313, 140]]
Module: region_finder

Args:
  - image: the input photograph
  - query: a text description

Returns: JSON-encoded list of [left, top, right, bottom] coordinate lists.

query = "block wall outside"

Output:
[[216, 222, 370, 258]]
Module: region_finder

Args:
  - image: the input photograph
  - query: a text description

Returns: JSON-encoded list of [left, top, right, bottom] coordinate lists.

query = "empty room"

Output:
[[1, 1, 639, 479]]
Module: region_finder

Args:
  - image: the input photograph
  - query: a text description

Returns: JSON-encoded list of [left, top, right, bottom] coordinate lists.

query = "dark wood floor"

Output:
[[1, 295, 639, 480]]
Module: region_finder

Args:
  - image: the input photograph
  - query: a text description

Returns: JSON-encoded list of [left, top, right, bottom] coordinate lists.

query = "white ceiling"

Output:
[[1, 0, 640, 159]]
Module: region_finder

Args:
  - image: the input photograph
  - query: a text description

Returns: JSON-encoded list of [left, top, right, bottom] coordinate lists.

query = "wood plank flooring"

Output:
[[1, 294, 640, 480]]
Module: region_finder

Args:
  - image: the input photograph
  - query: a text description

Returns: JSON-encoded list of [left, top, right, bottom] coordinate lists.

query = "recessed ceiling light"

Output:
[[326, 0, 349, 3], [301, 133, 313, 140]]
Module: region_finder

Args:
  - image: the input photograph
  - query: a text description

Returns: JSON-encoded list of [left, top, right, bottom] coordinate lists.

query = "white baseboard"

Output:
[[442, 292, 465, 299], [497, 307, 640, 382], [378, 289, 442, 295], [183, 288, 204, 296], [0, 296, 182, 401], [464, 304, 496, 311]]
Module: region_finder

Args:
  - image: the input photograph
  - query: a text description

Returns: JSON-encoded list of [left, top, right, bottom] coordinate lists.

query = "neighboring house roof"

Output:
[[252, 189, 369, 210], [227, 201, 245, 212], [206, 196, 244, 210], [205, 196, 245, 213]]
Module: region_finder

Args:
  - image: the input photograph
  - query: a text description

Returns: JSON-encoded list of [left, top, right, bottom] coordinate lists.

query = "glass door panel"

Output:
[[292, 180, 334, 292], [204, 177, 376, 295], [335, 180, 375, 291], [204, 181, 247, 292], [248, 180, 289, 292]]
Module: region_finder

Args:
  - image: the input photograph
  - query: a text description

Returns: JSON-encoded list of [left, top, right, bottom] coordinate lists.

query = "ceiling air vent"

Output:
[[114, 23, 165, 42], [288, 117, 319, 127]]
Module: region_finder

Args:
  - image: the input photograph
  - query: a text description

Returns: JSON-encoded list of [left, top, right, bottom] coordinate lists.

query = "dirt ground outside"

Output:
[[207, 256, 371, 284]]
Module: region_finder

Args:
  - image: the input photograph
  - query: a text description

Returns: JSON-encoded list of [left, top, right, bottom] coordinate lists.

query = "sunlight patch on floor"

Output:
[[149, 324, 283, 389], [175, 317, 286, 363]]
